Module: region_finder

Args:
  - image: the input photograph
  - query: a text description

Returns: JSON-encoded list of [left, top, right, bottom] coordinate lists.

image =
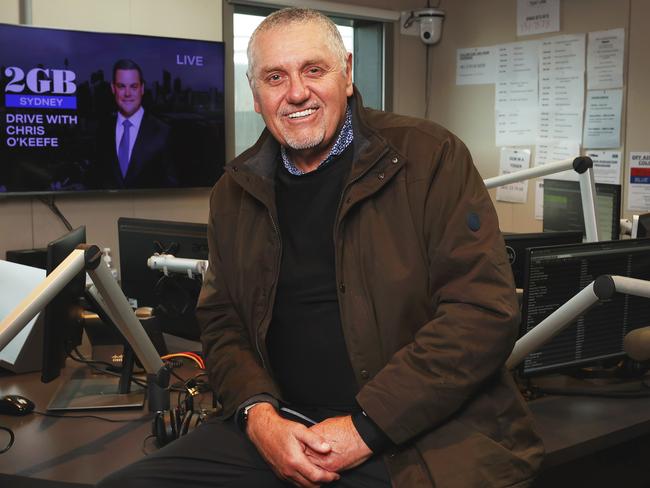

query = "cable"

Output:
[[161, 352, 205, 370], [0, 426, 15, 454], [69, 347, 118, 371], [33, 410, 154, 423], [38, 195, 73, 231], [424, 43, 431, 119], [68, 349, 148, 388]]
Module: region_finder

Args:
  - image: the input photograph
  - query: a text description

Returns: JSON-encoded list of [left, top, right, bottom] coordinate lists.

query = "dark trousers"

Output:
[[96, 415, 391, 488]]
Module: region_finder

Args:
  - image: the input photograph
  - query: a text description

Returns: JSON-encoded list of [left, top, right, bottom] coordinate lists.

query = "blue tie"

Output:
[[118, 119, 132, 178]]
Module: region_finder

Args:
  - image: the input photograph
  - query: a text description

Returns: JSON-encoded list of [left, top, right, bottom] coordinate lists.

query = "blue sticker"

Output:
[[467, 212, 481, 232]]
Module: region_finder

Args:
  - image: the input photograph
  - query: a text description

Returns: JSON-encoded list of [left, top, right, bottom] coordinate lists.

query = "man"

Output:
[[97, 8, 543, 488], [87, 59, 177, 189]]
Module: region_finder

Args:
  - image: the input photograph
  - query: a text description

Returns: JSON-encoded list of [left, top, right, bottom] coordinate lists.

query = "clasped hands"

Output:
[[246, 403, 372, 487]]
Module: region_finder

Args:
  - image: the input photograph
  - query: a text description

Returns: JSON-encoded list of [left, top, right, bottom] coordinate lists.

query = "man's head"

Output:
[[246, 8, 353, 169], [111, 59, 144, 118]]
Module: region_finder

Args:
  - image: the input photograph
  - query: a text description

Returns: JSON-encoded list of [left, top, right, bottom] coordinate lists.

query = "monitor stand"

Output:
[[47, 344, 145, 411]]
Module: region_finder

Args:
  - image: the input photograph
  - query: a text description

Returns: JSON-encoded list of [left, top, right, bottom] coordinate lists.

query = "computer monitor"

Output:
[[543, 179, 622, 241], [41, 226, 87, 383], [502, 231, 584, 289], [118, 217, 208, 340], [41, 227, 146, 410], [519, 238, 650, 376], [636, 213, 650, 238]]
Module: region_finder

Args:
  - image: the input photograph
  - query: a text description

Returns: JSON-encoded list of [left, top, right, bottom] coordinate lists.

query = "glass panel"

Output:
[[233, 13, 266, 157]]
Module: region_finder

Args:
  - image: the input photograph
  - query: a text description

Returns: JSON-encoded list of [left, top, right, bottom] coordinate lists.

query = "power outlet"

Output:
[[400, 10, 420, 37]]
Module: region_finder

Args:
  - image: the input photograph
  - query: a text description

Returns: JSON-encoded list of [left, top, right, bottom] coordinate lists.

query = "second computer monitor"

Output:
[[503, 231, 584, 289], [117, 217, 208, 340], [543, 179, 621, 241], [519, 238, 650, 376], [41, 226, 87, 384]]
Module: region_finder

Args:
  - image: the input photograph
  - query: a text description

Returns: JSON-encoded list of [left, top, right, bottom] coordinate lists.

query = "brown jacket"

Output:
[[197, 90, 544, 487]]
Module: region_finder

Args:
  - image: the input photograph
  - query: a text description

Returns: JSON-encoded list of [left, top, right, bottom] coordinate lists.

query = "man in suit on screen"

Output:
[[88, 59, 177, 189]]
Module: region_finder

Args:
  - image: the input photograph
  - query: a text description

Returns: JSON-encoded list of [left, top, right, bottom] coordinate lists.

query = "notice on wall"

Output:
[[456, 46, 496, 85], [587, 28, 624, 90], [586, 150, 621, 185], [628, 152, 650, 211], [539, 34, 586, 75], [495, 41, 539, 146], [496, 110, 539, 147], [517, 0, 560, 37], [496, 41, 539, 110], [496, 147, 531, 203], [538, 111, 584, 144], [539, 72, 584, 112], [537, 34, 585, 146], [583, 89, 622, 149]]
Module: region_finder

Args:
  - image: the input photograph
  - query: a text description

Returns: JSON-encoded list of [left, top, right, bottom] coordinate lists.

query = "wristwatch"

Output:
[[238, 402, 263, 430]]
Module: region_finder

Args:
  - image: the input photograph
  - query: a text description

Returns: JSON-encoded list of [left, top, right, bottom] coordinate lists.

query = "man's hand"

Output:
[[305, 415, 373, 472], [246, 403, 340, 487]]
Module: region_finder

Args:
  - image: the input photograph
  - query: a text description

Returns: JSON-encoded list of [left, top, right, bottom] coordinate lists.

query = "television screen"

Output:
[[0, 23, 225, 194]]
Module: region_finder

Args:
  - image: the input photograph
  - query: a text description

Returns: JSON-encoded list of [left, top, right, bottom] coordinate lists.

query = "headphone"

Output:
[[152, 406, 204, 446], [151, 369, 210, 446]]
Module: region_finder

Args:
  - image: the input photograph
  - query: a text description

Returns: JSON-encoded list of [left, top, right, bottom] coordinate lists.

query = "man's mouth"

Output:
[[287, 108, 317, 119]]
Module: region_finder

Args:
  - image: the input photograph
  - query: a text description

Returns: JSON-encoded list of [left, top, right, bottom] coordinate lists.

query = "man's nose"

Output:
[[286, 74, 310, 104]]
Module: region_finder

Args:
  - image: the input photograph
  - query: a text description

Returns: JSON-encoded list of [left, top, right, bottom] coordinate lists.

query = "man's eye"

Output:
[[307, 67, 322, 75], [268, 74, 282, 83]]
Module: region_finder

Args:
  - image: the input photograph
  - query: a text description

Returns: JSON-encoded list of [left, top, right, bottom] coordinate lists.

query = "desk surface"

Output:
[[526, 375, 650, 469], [2, 370, 650, 487], [0, 356, 210, 488]]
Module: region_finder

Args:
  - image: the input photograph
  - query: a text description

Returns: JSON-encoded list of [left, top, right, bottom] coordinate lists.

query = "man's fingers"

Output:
[[305, 450, 339, 472], [293, 463, 340, 487], [295, 427, 332, 454], [277, 458, 339, 487]]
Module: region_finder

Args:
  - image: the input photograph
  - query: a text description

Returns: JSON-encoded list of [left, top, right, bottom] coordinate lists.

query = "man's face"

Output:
[[112, 69, 144, 117], [250, 22, 353, 169]]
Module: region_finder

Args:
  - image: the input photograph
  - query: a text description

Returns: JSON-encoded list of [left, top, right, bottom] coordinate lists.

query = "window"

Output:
[[233, 6, 385, 156]]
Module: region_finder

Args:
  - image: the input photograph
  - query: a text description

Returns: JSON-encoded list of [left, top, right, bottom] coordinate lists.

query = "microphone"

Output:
[[147, 254, 208, 278], [623, 327, 650, 362]]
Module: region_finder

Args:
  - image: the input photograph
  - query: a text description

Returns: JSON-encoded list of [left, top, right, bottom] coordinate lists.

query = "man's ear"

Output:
[[251, 85, 262, 114], [345, 53, 353, 97], [110, 83, 116, 95]]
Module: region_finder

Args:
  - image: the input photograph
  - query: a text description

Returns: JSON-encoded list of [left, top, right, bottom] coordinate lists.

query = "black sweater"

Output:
[[267, 146, 357, 409]]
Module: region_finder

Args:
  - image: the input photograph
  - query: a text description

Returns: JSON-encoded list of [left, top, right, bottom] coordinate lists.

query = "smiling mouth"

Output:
[[287, 108, 317, 119]]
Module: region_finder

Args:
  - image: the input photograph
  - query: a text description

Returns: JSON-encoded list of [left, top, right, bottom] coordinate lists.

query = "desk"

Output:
[[0, 354, 211, 488], [2, 371, 650, 487]]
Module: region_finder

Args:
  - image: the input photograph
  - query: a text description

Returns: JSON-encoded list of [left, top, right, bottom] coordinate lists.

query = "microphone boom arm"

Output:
[[0, 245, 169, 412], [506, 275, 650, 370], [483, 156, 600, 242]]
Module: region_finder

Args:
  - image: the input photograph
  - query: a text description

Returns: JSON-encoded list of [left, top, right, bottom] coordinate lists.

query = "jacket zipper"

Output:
[[333, 147, 389, 251], [255, 208, 282, 370]]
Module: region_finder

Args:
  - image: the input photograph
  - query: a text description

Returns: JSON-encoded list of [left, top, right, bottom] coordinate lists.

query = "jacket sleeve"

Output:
[[356, 134, 519, 444], [196, 179, 281, 417]]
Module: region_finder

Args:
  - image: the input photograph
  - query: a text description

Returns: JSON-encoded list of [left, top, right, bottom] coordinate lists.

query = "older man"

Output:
[[97, 8, 543, 488]]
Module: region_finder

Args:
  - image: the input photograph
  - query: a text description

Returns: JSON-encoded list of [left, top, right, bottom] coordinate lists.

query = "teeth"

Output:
[[288, 108, 316, 119]]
